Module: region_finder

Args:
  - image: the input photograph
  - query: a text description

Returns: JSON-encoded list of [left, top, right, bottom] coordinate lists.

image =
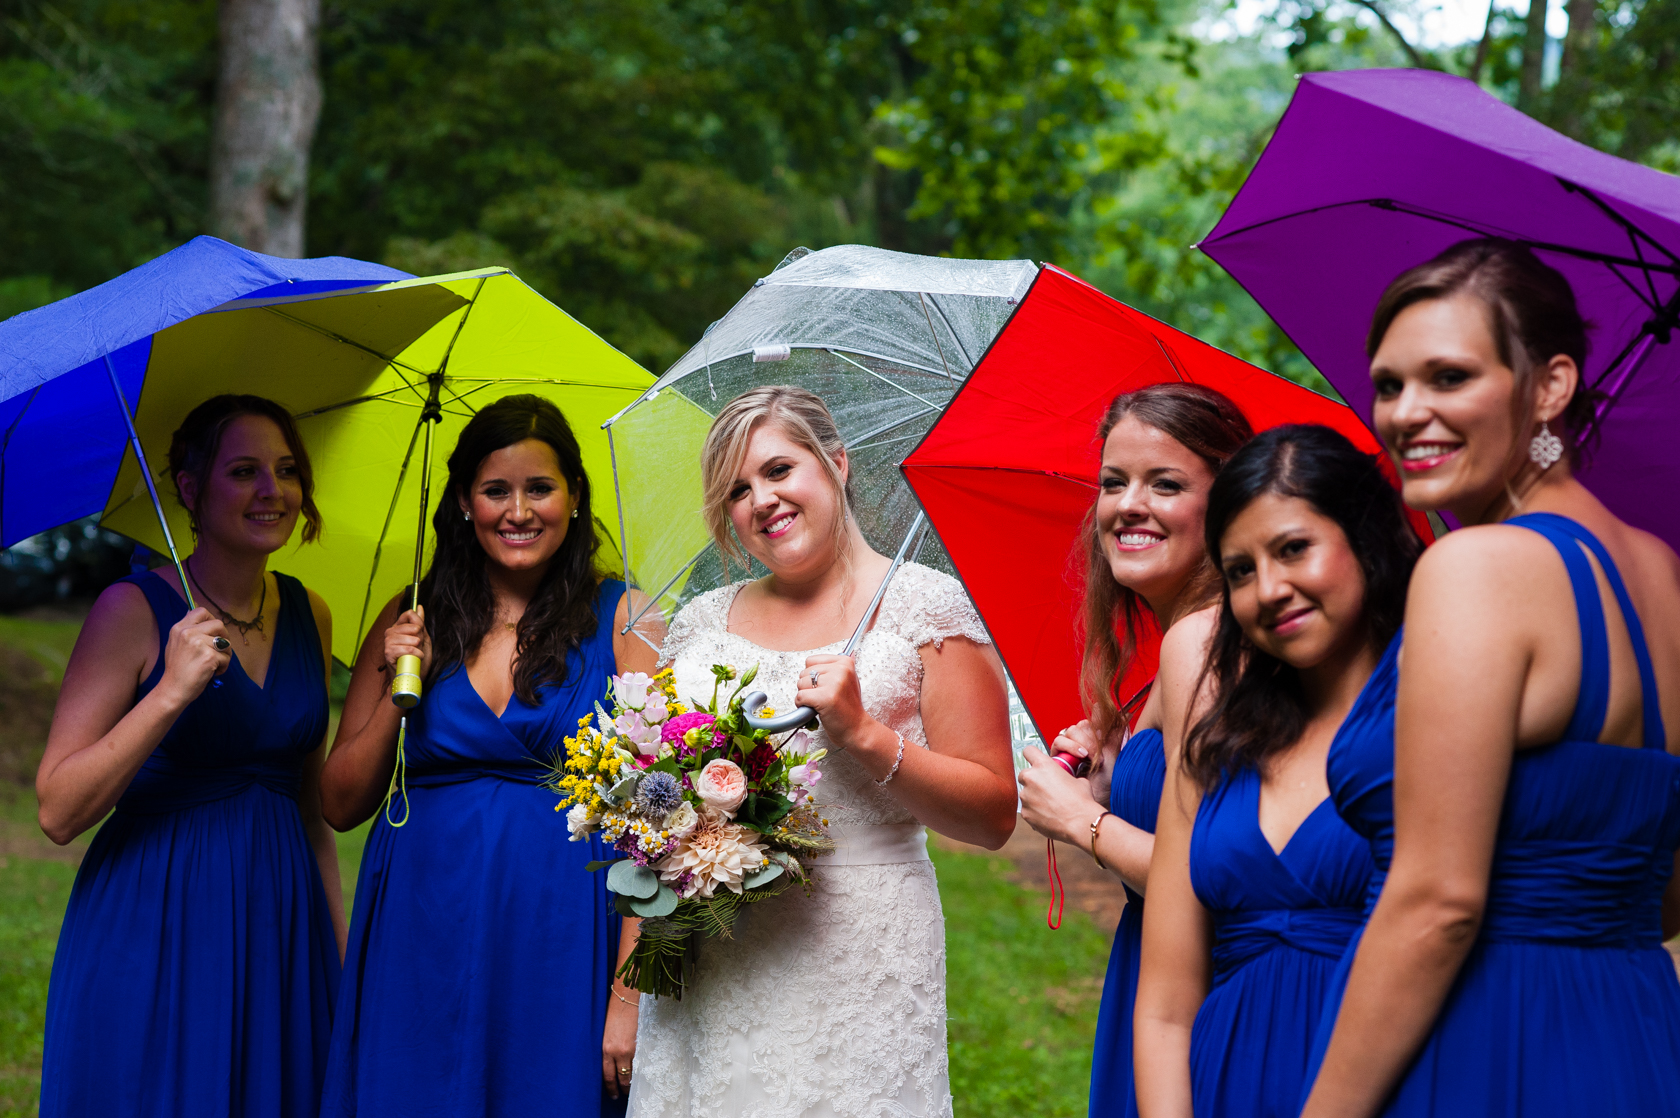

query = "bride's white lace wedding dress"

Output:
[[627, 562, 991, 1118]]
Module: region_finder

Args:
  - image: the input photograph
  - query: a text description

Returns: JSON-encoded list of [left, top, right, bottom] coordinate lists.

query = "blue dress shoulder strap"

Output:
[[1506, 512, 1666, 749]]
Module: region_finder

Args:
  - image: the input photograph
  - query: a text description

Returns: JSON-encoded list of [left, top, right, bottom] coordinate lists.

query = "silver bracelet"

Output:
[[876, 731, 907, 785]]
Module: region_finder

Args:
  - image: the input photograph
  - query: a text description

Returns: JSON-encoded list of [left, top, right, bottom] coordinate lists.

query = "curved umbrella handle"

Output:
[[741, 690, 818, 733]]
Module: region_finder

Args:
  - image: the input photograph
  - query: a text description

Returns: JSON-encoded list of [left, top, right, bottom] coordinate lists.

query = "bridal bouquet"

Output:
[[549, 664, 833, 997]]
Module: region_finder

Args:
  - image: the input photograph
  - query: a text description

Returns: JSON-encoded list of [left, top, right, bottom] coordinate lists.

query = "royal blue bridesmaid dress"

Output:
[[1089, 727, 1165, 1118], [1187, 764, 1373, 1118], [1303, 512, 1680, 1116], [322, 579, 627, 1118], [40, 571, 340, 1118]]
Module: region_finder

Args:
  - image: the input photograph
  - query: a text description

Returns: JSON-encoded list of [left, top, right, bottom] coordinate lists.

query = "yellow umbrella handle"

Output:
[[391, 655, 423, 708]]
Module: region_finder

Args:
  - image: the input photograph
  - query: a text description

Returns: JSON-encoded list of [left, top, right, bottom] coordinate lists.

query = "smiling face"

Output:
[[1369, 294, 1533, 522], [1219, 492, 1368, 672], [725, 421, 847, 579], [1095, 415, 1218, 610], [458, 437, 577, 574], [178, 414, 303, 556]]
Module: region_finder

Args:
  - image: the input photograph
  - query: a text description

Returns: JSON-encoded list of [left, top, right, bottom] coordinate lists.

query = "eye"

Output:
[[1372, 374, 1402, 400], [529, 482, 555, 497], [482, 484, 509, 499], [767, 464, 791, 480], [1152, 479, 1183, 495], [1433, 367, 1470, 389], [728, 483, 750, 502], [1280, 537, 1310, 558], [1223, 559, 1254, 584], [1100, 476, 1124, 492]]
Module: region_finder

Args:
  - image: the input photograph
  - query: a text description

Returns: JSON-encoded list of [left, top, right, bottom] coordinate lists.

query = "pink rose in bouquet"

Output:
[[694, 758, 749, 815]]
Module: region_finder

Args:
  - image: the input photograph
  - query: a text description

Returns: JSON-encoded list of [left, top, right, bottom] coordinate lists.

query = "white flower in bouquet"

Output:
[[565, 802, 600, 839], [788, 761, 823, 805], [658, 810, 768, 898], [663, 801, 699, 840], [694, 758, 749, 815], [612, 708, 664, 756], [611, 671, 655, 711]]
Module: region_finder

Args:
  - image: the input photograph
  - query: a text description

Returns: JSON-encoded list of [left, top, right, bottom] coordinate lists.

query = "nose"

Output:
[[253, 467, 281, 498], [1254, 558, 1294, 610], [508, 489, 532, 521], [1115, 480, 1149, 520], [1387, 378, 1432, 437], [751, 482, 778, 518]]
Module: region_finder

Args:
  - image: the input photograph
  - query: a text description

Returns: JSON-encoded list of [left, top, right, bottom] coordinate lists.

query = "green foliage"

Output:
[[932, 843, 1111, 1118], [0, 854, 76, 1117]]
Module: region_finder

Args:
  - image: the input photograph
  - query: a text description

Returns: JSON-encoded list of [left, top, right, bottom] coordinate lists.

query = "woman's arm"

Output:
[[319, 596, 428, 831], [1131, 609, 1218, 1118], [1301, 535, 1533, 1118], [799, 636, 1016, 848], [603, 588, 662, 1086], [298, 588, 346, 958], [37, 584, 231, 844]]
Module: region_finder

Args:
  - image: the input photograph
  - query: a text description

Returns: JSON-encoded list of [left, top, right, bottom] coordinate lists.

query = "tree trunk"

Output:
[[1470, 0, 1497, 83], [1553, 0, 1596, 133], [1518, 0, 1550, 113], [209, 0, 322, 257]]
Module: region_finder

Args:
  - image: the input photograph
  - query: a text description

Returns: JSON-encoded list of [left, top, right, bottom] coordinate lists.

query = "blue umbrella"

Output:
[[0, 235, 410, 606]]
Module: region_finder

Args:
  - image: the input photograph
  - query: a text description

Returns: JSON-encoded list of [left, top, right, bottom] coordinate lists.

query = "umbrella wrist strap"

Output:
[[384, 716, 411, 828], [1046, 838, 1066, 930]]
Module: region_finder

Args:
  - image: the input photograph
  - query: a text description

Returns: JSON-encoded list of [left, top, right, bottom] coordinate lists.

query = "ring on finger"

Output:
[[810, 669, 821, 686], [212, 636, 231, 652], [617, 1065, 632, 1079]]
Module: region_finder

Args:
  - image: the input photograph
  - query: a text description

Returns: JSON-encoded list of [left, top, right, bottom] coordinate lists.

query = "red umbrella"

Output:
[[902, 264, 1431, 743]]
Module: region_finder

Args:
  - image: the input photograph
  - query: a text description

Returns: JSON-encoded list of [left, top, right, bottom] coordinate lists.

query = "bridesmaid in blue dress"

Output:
[[1134, 425, 1422, 1118], [36, 395, 344, 1117], [1299, 240, 1680, 1118], [319, 395, 660, 1117], [1017, 383, 1252, 1118]]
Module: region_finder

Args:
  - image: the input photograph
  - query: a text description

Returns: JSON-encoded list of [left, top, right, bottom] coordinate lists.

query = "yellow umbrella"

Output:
[[99, 268, 693, 667]]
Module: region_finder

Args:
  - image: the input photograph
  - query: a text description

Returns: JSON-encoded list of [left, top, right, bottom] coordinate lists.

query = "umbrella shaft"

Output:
[[104, 356, 195, 612], [410, 415, 437, 610]]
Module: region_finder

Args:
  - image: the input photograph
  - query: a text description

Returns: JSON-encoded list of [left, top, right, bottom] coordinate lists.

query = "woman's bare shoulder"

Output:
[[1158, 604, 1219, 679]]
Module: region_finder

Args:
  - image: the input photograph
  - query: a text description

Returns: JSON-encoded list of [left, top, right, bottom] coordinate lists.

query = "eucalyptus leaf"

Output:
[[614, 893, 640, 917], [607, 860, 661, 899], [743, 862, 784, 889], [629, 884, 679, 918], [584, 858, 626, 873]]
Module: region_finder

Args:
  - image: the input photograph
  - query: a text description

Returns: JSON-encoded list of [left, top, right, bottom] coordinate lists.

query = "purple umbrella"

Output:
[[1200, 68, 1680, 548]]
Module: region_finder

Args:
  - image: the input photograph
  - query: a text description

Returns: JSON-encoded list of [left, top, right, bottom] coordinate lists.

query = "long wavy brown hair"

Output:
[[1078, 383, 1253, 742]]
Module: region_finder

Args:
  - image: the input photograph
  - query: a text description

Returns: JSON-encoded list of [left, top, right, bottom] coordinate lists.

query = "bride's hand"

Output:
[[795, 653, 870, 750], [603, 990, 637, 1099]]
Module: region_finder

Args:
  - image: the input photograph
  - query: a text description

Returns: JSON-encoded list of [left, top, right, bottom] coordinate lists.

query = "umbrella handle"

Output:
[[741, 691, 817, 733]]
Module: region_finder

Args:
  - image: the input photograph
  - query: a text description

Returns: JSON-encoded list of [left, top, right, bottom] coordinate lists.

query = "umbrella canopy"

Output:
[[0, 235, 410, 546], [1200, 68, 1680, 548], [0, 241, 657, 664], [901, 265, 1430, 742], [603, 245, 1037, 627]]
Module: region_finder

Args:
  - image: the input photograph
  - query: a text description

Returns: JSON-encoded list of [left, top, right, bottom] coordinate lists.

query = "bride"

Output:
[[627, 385, 1017, 1117]]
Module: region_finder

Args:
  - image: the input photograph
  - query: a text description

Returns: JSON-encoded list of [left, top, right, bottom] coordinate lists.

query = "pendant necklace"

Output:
[[187, 556, 267, 645]]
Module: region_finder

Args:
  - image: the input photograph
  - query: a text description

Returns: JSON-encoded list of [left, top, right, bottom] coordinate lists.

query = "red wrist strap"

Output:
[[1046, 838, 1066, 930]]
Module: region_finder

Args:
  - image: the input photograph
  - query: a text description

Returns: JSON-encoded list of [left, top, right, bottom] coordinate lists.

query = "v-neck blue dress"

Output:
[[1302, 513, 1680, 1116], [322, 579, 627, 1118], [1090, 727, 1166, 1118], [41, 570, 339, 1118], [1188, 764, 1373, 1118]]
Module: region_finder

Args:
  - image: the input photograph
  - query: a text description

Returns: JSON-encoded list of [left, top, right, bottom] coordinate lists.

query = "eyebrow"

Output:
[[1100, 465, 1188, 477]]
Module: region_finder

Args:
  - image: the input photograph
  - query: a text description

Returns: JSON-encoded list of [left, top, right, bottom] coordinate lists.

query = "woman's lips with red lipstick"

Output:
[[1397, 441, 1463, 473]]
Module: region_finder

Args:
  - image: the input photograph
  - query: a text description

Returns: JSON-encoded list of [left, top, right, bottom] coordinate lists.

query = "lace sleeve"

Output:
[[879, 563, 992, 651], [656, 584, 739, 670]]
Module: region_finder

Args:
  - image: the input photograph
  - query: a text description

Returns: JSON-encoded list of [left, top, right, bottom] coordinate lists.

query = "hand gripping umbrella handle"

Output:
[[741, 511, 927, 733]]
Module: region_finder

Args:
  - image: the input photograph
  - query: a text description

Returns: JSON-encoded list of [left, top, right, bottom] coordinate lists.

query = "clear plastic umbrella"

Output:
[[601, 244, 1037, 725]]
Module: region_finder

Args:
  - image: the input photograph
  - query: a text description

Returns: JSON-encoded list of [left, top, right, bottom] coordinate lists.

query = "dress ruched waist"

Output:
[[402, 761, 552, 788], [822, 823, 930, 866], [117, 755, 302, 814], [1210, 906, 1365, 979], [1478, 840, 1667, 948]]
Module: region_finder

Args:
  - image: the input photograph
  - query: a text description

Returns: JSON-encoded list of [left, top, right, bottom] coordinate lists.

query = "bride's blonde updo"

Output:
[[700, 385, 855, 571]]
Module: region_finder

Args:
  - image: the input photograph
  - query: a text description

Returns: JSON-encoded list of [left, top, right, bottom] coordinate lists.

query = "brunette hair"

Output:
[[1368, 237, 1596, 461], [1079, 383, 1253, 741], [168, 394, 322, 542], [417, 394, 602, 705], [1183, 425, 1421, 788], [699, 385, 854, 574]]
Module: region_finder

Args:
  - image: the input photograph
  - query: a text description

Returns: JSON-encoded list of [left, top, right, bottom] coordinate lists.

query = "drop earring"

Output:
[[1530, 421, 1564, 471], [571, 509, 578, 519], [463, 512, 470, 521]]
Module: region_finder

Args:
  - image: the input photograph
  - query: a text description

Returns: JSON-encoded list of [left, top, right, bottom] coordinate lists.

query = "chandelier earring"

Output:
[[1529, 420, 1564, 471]]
